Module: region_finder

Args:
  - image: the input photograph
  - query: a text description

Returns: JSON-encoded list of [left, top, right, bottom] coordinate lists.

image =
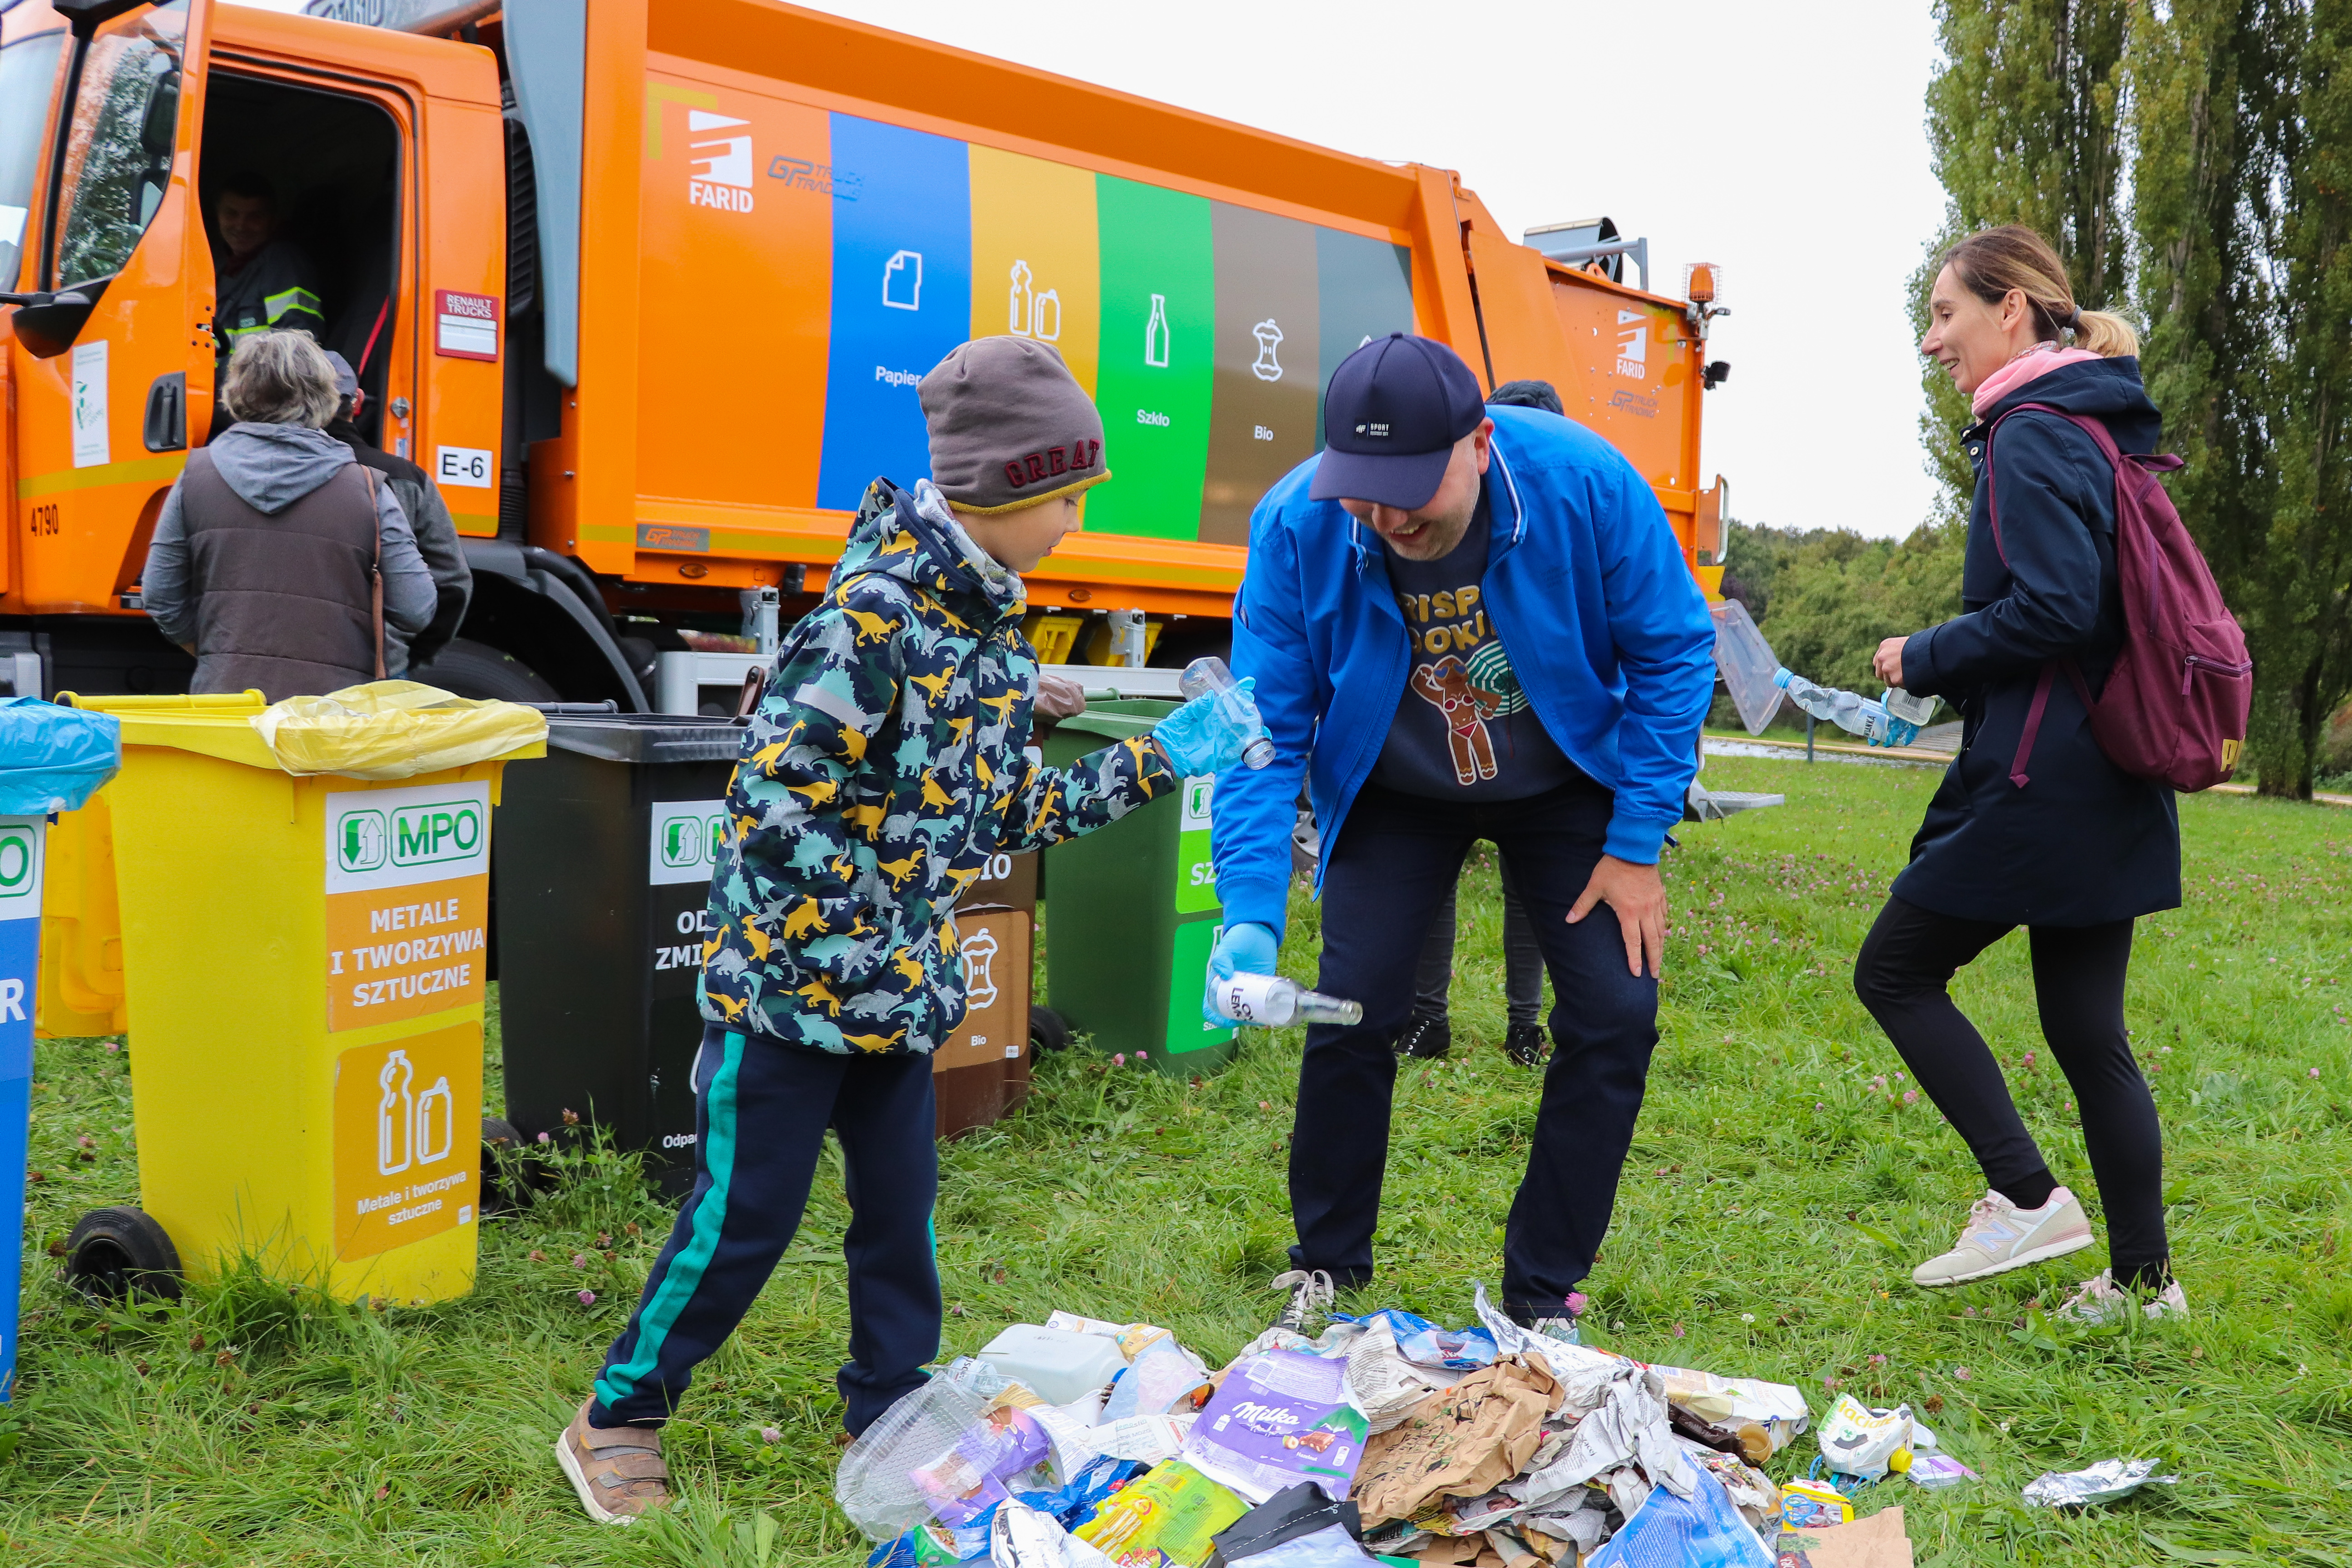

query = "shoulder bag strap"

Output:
[[359, 465, 385, 679]]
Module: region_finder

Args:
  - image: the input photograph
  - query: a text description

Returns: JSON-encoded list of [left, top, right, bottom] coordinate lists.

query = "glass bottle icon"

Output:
[[1145, 293, 1170, 368], [377, 1049, 415, 1176]]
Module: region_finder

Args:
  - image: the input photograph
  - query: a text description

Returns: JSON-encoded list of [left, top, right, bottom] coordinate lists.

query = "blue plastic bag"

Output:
[[1338, 1309, 1498, 1372], [0, 700, 119, 815], [1585, 1472, 1771, 1568]]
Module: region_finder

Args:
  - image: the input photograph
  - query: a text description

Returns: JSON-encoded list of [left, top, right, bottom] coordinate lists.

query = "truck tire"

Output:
[[406, 638, 560, 703]]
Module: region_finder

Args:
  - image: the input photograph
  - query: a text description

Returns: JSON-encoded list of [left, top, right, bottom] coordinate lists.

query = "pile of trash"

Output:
[[837, 1286, 1964, 1568]]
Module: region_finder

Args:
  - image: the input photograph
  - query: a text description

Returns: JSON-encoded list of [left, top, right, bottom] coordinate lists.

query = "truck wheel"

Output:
[[63, 1206, 182, 1303], [480, 1116, 543, 1212], [1029, 1005, 1071, 1054], [406, 638, 560, 703]]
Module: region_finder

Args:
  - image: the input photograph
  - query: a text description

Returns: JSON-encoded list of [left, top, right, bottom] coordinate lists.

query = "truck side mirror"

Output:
[[0, 280, 110, 360]]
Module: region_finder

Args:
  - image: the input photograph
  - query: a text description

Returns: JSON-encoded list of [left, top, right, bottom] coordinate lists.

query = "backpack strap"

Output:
[[1981, 402, 2109, 790]]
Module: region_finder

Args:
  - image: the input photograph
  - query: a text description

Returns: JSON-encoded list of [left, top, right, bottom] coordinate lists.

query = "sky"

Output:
[[252, 0, 1952, 537]]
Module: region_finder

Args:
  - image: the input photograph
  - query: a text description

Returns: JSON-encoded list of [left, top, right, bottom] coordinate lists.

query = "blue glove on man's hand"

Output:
[[1154, 678, 1267, 776], [1203, 921, 1278, 1024]]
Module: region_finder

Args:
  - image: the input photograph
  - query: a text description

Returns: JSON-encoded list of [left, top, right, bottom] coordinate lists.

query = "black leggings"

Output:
[[1853, 896, 2168, 1289]]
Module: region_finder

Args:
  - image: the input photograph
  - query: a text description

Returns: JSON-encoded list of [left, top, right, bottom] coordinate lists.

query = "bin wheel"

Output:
[[1029, 1005, 1071, 1054], [63, 1207, 182, 1303], [480, 1116, 540, 1212]]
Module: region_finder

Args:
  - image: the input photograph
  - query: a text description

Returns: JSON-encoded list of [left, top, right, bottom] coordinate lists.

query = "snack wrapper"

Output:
[[1181, 1349, 1370, 1504]]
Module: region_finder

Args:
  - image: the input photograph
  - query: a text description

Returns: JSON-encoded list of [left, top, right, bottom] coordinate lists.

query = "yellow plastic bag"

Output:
[[251, 680, 549, 780]]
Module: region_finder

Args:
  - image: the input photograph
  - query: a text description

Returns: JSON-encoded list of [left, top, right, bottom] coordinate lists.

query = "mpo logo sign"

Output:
[[0, 815, 43, 925], [650, 799, 729, 885], [325, 784, 492, 894]]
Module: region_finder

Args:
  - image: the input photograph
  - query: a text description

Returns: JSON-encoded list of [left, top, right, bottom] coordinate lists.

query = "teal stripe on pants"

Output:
[[594, 1031, 746, 1409]]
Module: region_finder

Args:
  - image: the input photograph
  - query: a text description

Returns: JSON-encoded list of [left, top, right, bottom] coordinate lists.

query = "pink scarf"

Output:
[[1972, 342, 2101, 417]]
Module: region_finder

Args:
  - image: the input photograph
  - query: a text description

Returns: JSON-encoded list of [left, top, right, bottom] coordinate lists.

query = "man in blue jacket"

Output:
[[1208, 335, 1715, 1333]]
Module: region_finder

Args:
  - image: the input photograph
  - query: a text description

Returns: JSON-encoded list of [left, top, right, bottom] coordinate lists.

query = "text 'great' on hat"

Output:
[[1311, 334, 1487, 511], [920, 336, 1110, 514]]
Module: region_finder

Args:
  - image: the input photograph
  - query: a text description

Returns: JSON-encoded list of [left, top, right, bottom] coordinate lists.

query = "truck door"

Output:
[[5, 0, 215, 618]]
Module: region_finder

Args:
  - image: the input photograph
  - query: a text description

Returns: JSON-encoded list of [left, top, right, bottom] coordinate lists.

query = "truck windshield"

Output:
[[0, 30, 68, 290], [51, 1, 186, 290]]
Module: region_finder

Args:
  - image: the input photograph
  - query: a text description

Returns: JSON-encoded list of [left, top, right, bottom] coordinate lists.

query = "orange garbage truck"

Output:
[[0, 0, 1731, 709]]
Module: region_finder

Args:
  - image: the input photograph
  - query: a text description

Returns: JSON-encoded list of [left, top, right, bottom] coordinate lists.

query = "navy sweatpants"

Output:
[[590, 1025, 941, 1436], [1292, 779, 1659, 1317]]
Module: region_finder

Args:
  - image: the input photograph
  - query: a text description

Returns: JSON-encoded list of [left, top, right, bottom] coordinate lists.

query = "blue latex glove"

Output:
[[1202, 921, 1278, 1024], [1153, 678, 1267, 776]]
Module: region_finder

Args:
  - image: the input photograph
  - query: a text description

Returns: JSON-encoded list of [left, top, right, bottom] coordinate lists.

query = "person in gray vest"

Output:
[[322, 351, 471, 673], [142, 332, 435, 700]]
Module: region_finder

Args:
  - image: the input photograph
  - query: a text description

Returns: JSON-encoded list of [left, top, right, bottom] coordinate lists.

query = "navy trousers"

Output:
[[1292, 780, 1659, 1316], [590, 1025, 941, 1436]]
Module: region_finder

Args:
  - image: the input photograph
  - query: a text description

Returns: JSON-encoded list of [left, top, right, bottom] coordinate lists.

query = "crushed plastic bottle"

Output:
[[1209, 973, 1363, 1027], [1882, 687, 1937, 726], [1178, 657, 1276, 770], [1773, 669, 1920, 748]]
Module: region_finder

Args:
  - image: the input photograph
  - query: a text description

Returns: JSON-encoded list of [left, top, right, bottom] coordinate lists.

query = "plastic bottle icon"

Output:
[[1145, 293, 1171, 368], [1252, 319, 1285, 382], [376, 1049, 415, 1176], [415, 1076, 453, 1166]]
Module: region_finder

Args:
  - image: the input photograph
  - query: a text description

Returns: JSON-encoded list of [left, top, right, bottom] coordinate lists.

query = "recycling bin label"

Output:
[[1165, 918, 1236, 1056], [1175, 775, 1218, 914], [649, 799, 728, 886], [0, 816, 43, 1400], [332, 1021, 482, 1260], [323, 783, 491, 1031]]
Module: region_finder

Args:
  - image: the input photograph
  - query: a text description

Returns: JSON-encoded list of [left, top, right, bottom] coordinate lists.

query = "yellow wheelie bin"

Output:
[[55, 691, 543, 1306]]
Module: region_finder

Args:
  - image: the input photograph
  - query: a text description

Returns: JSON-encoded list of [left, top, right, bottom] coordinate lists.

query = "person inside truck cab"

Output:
[[209, 172, 324, 367]]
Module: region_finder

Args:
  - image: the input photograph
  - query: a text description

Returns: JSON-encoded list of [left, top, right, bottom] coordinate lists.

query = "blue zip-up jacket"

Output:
[[1212, 405, 1717, 937]]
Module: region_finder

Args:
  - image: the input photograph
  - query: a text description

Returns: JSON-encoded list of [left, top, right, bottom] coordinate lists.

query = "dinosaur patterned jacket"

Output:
[[698, 478, 1175, 1054]]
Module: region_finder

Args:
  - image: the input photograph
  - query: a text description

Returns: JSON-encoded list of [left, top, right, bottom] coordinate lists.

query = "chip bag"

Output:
[[1072, 1461, 1249, 1568]]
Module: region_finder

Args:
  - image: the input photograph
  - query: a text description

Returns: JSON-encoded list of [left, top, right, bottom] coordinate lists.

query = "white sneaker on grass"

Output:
[[1911, 1187, 2093, 1287], [2055, 1269, 2189, 1324]]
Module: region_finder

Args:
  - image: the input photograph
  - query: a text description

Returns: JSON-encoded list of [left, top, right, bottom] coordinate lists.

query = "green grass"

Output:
[[6, 752, 2352, 1565]]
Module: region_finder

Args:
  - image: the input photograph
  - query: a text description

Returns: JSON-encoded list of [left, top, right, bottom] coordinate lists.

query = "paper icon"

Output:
[[883, 249, 923, 311]]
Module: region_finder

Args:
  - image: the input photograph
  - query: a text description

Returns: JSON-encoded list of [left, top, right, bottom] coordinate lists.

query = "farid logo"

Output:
[[1614, 309, 1648, 381], [688, 109, 754, 213]]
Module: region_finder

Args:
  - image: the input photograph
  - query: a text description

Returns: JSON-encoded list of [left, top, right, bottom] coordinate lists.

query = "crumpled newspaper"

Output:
[[1346, 1318, 1471, 1434], [1505, 1362, 1696, 1512], [2021, 1457, 2179, 1507]]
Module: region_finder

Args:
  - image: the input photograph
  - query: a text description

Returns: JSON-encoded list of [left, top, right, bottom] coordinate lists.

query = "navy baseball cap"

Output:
[[1311, 334, 1488, 510]]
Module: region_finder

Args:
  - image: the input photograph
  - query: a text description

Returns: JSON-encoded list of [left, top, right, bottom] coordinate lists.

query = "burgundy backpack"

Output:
[[1986, 403, 2251, 793]]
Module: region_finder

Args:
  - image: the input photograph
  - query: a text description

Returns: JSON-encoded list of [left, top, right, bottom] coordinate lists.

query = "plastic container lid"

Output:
[[533, 708, 748, 765], [1709, 600, 1784, 736]]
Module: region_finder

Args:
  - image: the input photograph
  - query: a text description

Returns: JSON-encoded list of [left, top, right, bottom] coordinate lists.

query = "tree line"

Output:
[[1737, 0, 2349, 796]]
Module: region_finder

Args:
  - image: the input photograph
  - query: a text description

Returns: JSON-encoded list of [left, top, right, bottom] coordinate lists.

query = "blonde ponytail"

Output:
[[1938, 225, 2139, 359], [2073, 308, 2138, 358]]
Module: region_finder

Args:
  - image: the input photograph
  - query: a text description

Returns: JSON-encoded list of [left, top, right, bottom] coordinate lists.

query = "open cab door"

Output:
[[3, 0, 214, 620]]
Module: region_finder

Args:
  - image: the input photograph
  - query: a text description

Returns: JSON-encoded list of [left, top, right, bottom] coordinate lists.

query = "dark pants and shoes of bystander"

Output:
[[1292, 779, 1657, 1319]]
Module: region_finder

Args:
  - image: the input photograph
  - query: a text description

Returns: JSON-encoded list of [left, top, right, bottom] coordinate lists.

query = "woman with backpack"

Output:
[[1856, 224, 2190, 1322]]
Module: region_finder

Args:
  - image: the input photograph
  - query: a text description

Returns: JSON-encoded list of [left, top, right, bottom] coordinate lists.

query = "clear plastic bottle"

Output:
[[1774, 668, 1919, 747], [1210, 972, 1363, 1027], [1178, 656, 1275, 769]]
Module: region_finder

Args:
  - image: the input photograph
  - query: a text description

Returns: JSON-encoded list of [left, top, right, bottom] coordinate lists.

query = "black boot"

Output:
[[1396, 1014, 1451, 1060], [1503, 1023, 1550, 1068]]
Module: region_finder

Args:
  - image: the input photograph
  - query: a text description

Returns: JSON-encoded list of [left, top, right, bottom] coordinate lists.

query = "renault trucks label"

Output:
[[324, 784, 491, 1030]]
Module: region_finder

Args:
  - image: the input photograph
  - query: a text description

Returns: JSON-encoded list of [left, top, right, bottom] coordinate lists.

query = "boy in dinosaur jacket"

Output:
[[556, 337, 1265, 1523]]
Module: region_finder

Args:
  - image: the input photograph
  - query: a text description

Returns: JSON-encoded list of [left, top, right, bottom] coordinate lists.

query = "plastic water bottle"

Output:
[[1178, 656, 1275, 770], [1774, 669, 1920, 748], [1882, 688, 1937, 726], [1210, 972, 1363, 1027]]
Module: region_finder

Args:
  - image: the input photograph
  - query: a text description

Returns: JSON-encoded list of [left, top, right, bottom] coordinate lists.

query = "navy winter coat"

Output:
[[1893, 357, 2181, 927]]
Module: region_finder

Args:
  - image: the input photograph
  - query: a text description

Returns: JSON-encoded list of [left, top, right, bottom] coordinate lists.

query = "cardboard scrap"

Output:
[[1353, 1359, 1561, 1528], [1776, 1504, 1913, 1568]]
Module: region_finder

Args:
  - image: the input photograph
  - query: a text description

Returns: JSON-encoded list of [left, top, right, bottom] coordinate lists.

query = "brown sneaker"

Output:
[[555, 1398, 672, 1523]]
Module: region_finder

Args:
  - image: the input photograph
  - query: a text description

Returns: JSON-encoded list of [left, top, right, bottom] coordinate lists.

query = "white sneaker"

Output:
[[1270, 1268, 1335, 1333], [1911, 1188, 2094, 1287], [2055, 1269, 2189, 1324]]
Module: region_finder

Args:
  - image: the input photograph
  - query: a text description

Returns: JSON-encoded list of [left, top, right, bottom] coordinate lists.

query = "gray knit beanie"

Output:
[[920, 336, 1110, 514]]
